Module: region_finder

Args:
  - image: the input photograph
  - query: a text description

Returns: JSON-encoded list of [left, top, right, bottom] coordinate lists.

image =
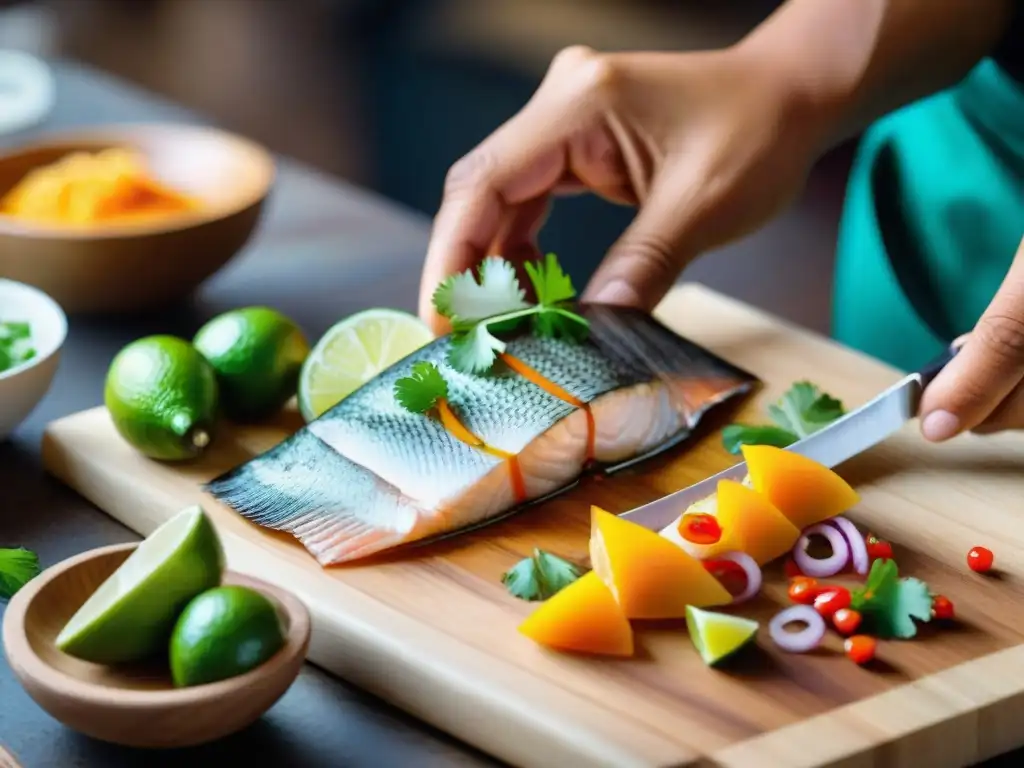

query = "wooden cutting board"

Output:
[[41, 283, 1024, 768]]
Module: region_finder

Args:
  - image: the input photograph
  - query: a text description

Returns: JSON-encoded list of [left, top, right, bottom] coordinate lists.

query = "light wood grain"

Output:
[[39, 283, 1024, 768], [2, 543, 311, 749]]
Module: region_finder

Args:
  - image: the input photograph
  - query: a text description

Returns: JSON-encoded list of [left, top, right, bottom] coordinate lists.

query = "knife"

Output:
[[619, 343, 961, 532]]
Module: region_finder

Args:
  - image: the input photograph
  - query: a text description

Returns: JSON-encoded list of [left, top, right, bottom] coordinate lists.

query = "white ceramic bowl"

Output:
[[0, 278, 67, 440]]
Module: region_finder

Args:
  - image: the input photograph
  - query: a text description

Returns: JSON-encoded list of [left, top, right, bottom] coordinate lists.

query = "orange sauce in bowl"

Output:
[[0, 147, 201, 225]]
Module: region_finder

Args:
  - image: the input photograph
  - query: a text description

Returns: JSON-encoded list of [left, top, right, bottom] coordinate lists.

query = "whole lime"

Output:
[[169, 585, 287, 688], [104, 335, 219, 461], [193, 307, 310, 421]]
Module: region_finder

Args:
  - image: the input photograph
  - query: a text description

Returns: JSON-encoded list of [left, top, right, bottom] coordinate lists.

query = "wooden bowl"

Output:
[[1, 543, 310, 749], [0, 123, 275, 314]]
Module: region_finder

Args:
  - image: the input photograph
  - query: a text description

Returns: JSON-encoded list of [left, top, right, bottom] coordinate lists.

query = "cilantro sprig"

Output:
[[850, 558, 933, 639], [0, 547, 41, 600], [722, 381, 845, 454], [502, 548, 584, 602], [433, 253, 589, 374]]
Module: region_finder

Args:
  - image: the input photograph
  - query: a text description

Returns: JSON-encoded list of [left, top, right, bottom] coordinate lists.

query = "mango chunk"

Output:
[[590, 506, 732, 619], [715, 479, 801, 565], [518, 571, 634, 657], [741, 444, 860, 530]]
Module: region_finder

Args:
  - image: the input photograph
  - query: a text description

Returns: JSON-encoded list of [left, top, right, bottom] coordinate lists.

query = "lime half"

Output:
[[298, 308, 433, 422], [685, 605, 759, 667], [56, 506, 225, 665]]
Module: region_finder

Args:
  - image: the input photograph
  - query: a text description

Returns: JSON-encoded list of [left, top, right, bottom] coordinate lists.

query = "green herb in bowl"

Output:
[[0, 320, 36, 374]]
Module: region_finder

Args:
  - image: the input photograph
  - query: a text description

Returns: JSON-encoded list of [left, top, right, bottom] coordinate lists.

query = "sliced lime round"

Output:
[[297, 308, 433, 422]]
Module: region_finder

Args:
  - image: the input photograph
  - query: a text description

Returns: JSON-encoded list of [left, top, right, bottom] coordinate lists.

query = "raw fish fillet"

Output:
[[204, 305, 757, 565]]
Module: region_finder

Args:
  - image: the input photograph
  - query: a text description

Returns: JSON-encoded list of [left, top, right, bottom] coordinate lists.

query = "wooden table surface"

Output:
[[0, 60, 496, 768]]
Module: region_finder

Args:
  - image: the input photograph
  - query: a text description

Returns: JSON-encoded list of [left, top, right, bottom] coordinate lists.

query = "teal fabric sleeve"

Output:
[[832, 58, 1024, 372]]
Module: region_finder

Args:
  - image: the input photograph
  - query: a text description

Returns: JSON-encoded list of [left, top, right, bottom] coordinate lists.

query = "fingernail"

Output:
[[586, 279, 643, 306], [921, 410, 960, 442]]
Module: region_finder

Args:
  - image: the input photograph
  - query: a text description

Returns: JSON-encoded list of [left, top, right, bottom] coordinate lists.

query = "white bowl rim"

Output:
[[0, 278, 68, 381]]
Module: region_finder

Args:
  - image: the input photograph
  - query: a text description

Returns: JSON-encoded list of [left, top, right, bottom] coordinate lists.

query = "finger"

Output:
[[565, 123, 639, 206], [972, 378, 1024, 434], [919, 233, 1024, 441], [581, 168, 709, 310], [418, 122, 568, 334], [488, 194, 551, 295]]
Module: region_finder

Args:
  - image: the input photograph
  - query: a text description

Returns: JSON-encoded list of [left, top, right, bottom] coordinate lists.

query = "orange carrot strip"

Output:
[[500, 352, 596, 462], [437, 399, 526, 503], [500, 353, 585, 406]]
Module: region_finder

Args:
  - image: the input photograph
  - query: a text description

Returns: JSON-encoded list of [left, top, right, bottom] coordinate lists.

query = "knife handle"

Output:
[[917, 343, 961, 389]]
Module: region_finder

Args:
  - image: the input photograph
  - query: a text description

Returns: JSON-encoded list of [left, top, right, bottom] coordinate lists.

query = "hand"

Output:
[[920, 233, 1024, 440], [418, 44, 828, 334]]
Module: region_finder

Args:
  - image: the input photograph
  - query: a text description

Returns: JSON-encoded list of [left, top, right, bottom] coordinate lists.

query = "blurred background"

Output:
[[0, 0, 857, 333]]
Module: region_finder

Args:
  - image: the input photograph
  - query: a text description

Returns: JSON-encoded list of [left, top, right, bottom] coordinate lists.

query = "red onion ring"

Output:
[[828, 516, 869, 575], [710, 551, 762, 605], [769, 604, 827, 653], [792, 523, 850, 578]]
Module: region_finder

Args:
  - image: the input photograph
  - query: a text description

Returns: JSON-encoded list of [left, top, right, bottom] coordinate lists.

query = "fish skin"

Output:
[[204, 305, 758, 565]]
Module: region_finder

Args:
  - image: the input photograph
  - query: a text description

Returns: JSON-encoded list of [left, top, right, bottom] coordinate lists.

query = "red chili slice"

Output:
[[679, 513, 722, 545]]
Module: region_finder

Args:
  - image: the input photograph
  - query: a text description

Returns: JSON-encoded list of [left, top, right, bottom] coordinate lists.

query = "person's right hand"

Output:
[[419, 44, 831, 334]]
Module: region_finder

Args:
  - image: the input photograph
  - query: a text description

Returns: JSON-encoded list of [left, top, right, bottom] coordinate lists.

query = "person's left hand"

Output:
[[919, 232, 1024, 440]]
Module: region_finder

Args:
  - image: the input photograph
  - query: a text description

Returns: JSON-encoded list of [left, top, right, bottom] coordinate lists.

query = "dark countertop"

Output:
[[0, 60, 498, 768]]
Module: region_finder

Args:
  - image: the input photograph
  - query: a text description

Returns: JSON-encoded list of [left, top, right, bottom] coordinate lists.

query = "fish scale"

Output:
[[205, 306, 758, 565]]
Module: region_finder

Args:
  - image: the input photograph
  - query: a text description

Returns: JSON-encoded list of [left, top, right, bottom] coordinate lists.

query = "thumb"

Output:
[[919, 233, 1024, 441], [581, 175, 706, 311]]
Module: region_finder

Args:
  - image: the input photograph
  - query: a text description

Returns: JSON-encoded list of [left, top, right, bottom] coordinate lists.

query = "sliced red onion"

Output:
[[792, 523, 850, 578], [712, 551, 762, 605], [829, 516, 869, 575], [769, 604, 827, 653]]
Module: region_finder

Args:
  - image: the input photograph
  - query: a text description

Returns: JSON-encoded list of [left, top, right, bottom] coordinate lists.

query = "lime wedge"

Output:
[[298, 308, 434, 422], [56, 505, 225, 665], [685, 605, 759, 667]]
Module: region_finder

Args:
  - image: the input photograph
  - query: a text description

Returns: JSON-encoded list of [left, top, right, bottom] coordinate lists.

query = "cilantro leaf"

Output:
[[0, 547, 41, 600], [722, 380, 845, 454], [850, 558, 933, 639], [533, 549, 583, 593], [501, 548, 584, 601], [531, 306, 590, 343], [432, 255, 529, 324], [502, 558, 542, 601], [394, 362, 449, 414], [525, 252, 577, 306], [766, 381, 845, 438], [525, 253, 589, 341], [721, 424, 798, 454], [447, 322, 509, 374]]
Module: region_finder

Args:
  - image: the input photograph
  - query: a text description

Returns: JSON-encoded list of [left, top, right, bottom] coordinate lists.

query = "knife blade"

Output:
[[619, 343, 960, 532]]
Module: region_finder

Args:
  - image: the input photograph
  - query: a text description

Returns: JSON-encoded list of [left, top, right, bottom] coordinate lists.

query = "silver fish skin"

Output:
[[204, 305, 757, 565]]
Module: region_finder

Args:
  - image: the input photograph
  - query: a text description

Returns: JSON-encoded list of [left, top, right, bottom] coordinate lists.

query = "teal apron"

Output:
[[832, 57, 1024, 372]]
